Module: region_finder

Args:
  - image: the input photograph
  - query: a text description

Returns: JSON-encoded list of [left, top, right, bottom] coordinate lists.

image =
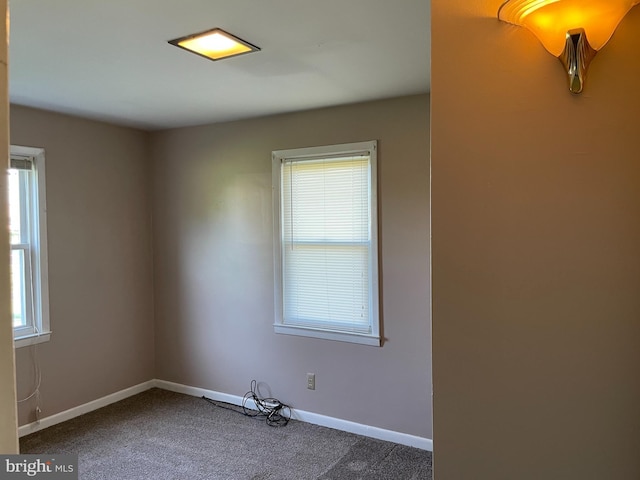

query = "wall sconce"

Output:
[[498, 0, 640, 94]]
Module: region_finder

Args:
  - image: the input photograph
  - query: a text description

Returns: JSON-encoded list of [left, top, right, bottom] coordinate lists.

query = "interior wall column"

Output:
[[0, 0, 19, 454]]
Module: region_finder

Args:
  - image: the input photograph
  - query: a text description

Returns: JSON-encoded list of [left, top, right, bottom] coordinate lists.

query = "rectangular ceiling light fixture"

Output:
[[169, 28, 260, 61]]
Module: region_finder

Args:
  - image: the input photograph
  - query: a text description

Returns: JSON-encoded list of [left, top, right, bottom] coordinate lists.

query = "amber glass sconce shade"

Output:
[[498, 0, 640, 93]]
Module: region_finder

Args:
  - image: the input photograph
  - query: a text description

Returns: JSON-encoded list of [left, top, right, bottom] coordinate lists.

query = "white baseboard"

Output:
[[18, 380, 155, 437], [290, 408, 433, 451], [155, 379, 433, 451], [19, 379, 433, 452]]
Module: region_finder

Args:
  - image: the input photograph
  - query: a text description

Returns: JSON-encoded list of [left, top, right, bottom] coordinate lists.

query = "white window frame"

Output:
[[9, 145, 50, 348], [272, 140, 380, 346]]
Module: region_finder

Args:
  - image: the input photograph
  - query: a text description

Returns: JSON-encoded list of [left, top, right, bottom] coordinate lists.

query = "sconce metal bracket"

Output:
[[558, 29, 598, 94]]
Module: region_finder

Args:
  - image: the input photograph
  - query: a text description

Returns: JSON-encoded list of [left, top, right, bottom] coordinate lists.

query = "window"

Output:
[[8, 145, 50, 348], [272, 141, 380, 346]]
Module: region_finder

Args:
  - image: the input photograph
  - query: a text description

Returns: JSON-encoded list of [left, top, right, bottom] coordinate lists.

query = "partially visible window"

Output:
[[272, 141, 380, 346], [8, 145, 50, 347]]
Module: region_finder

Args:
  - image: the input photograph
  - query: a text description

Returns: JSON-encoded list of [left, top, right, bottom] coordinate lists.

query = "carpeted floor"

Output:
[[20, 388, 432, 479]]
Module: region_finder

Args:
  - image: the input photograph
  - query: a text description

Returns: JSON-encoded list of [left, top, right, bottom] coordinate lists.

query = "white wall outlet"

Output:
[[307, 373, 316, 390]]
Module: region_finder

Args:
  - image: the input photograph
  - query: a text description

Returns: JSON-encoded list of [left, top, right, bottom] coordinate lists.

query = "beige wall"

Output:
[[152, 95, 432, 438], [0, 0, 18, 453], [432, 1, 640, 478], [10, 106, 155, 426]]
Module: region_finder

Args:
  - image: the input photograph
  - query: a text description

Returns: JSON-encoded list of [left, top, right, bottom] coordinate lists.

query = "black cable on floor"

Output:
[[203, 380, 291, 427]]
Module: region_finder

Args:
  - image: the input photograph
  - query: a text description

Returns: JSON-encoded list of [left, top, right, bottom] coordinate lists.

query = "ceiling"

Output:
[[9, 0, 430, 131]]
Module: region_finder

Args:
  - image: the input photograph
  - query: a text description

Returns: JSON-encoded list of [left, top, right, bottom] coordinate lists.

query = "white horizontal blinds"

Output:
[[10, 155, 34, 170], [282, 154, 371, 333], [8, 164, 32, 245]]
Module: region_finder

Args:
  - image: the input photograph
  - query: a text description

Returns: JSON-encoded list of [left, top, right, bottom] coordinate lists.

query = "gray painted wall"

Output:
[[432, 1, 640, 478], [151, 95, 432, 438], [11, 105, 155, 426], [8, 95, 431, 442]]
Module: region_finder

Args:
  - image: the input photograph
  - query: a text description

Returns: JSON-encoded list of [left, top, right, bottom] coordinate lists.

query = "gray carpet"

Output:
[[20, 388, 432, 479]]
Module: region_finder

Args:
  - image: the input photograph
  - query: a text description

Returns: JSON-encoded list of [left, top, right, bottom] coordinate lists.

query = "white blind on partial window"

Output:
[[281, 154, 372, 333], [10, 156, 34, 170]]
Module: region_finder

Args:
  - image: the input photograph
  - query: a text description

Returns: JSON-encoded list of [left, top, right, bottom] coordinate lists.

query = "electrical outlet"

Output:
[[307, 373, 315, 390]]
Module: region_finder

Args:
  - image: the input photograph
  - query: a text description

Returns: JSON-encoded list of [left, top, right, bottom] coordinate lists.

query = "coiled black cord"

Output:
[[203, 380, 291, 427], [241, 380, 291, 427]]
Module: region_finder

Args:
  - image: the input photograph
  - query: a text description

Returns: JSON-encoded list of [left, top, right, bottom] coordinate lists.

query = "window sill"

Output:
[[274, 324, 380, 346], [15, 331, 51, 349]]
